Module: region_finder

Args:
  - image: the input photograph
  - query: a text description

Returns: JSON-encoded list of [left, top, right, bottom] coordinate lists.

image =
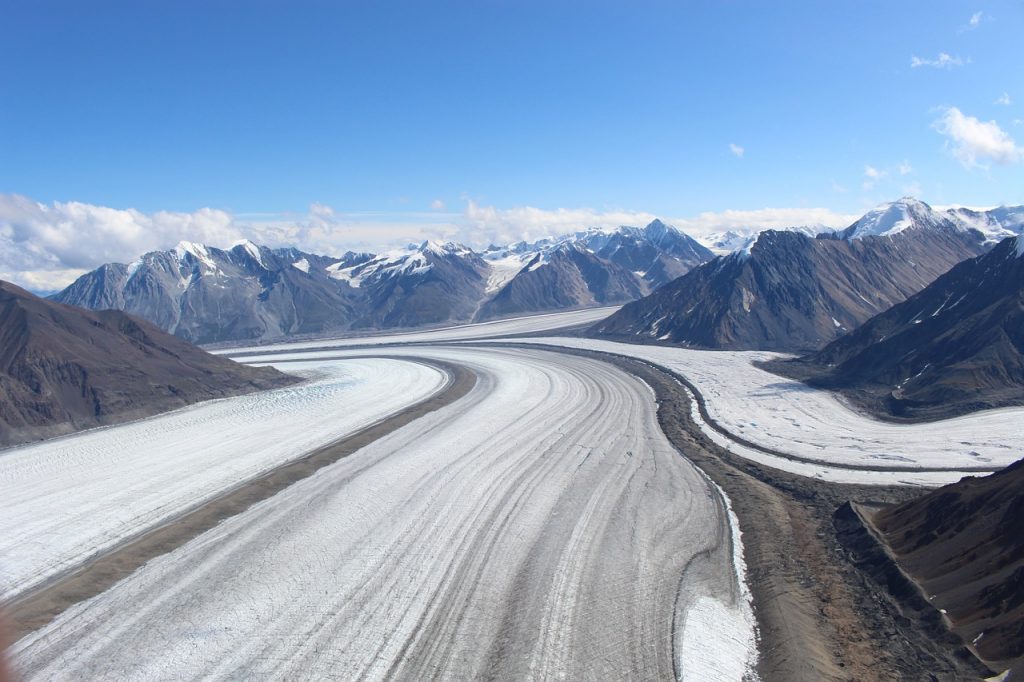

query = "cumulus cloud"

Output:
[[898, 160, 914, 175], [460, 201, 659, 247], [430, 198, 446, 211], [910, 53, 964, 69], [932, 106, 1024, 169], [0, 193, 859, 292], [0, 194, 245, 291], [995, 92, 1012, 106], [729, 143, 744, 158]]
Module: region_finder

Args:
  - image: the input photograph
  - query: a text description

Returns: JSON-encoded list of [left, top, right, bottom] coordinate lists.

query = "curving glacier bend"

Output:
[[11, 345, 758, 681], [0, 358, 446, 600]]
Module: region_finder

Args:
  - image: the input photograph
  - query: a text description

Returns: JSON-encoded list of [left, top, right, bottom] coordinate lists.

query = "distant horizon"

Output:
[[6, 192, 1018, 294]]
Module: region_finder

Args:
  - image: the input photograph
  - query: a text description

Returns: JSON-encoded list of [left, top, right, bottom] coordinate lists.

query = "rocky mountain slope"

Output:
[[592, 198, 997, 351], [0, 281, 295, 446], [477, 242, 646, 320], [774, 235, 1024, 419], [53, 220, 712, 344], [870, 457, 1024, 669]]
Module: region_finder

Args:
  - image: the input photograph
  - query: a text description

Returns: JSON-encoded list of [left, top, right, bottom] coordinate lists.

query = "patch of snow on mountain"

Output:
[[125, 258, 144, 281], [327, 248, 434, 287], [946, 205, 1023, 243], [844, 197, 961, 241], [232, 239, 264, 266], [700, 225, 826, 255], [174, 241, 219, 270], [291, 258, 310, 273], [485, 255, 528, 294]]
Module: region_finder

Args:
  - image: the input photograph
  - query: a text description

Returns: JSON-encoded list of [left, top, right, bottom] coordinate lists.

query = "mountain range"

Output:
[[774, 234, 1024, 419], [591, 198, 1020, 352], [0, 281, 295, 446], [52, 220, 713, 344]]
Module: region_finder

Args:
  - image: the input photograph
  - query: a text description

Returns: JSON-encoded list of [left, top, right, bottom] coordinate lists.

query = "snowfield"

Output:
[[214, 305, 619, 355], [13, 345, 758, 681], [0, 358, 445, 600], [18, 305, 1017, 679], [472, 338, 1024, 483]]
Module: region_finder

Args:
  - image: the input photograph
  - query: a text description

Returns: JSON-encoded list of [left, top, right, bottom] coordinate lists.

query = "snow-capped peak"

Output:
[[945, 205, 1024, 244], [174, 241, 219, 270], [418, 240, 473, 257], [230, 239, 265, 267], [842, 197, 956, 240]]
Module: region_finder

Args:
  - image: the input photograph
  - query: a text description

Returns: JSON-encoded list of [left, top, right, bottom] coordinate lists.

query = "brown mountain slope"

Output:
[[774, 235, 1024, 420], [871, 457, 1024, 670], [591, 226, 987, 352], [0, 280, 297, 447]]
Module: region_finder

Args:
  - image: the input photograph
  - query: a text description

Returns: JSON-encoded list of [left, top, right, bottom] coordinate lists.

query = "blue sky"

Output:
[[1, 1, 1022, 288]]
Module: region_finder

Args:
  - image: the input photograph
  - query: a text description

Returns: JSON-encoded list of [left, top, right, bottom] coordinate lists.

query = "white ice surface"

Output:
[[0, 357, 445, 600], [214, 306, 619, 355], [484, 254, 528, 293], [14, 345, 756, 681], [465, 338, 1024, 482]]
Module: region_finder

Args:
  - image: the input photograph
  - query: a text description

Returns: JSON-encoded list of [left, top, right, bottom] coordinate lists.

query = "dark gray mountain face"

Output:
[[776, 235, 1024, 419], [54, 241, 490, 344], [53, 220, 713, 344], [476, 243, 646, 320], [476, 220, 714, 320], [592, 220, 990, 352], [572, 219, 714, 288], [0, 280, 295, 446]]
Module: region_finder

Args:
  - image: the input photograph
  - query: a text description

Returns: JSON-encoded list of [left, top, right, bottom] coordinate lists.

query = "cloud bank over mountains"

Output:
[[1, 192, 859, 291]]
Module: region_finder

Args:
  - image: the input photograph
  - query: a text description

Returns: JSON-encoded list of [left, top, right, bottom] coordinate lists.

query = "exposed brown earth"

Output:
[[0, 280, 296, 447], [4, 358, 475, 643], [868, 458, 1024, 671]]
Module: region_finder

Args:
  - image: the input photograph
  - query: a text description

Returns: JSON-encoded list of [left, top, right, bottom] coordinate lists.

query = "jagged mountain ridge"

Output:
[[776, 235, 1024, 419], [53, 220, 713, 344], [592, 198, 1001, 351], [0, 280, 296, 446]]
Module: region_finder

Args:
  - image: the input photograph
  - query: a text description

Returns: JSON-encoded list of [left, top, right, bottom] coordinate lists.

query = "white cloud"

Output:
[[932, 106, 1024, 169], [430, 198, 446, 211], [729, 143, 745, 158], [862, 165, 888, 190], [461, 201, 659, 247], [898, 160, 913, 175], [910, 53, 964, 69], [995, 92, 1012, 106], [0, 194, 859, 292], [462, 201, 857, 242], [959, 11, 984, 32], [672, 206, 859, 235]]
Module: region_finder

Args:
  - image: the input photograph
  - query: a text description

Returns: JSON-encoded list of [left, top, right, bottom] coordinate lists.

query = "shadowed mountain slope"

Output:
[[0, 281, 296, 446]]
